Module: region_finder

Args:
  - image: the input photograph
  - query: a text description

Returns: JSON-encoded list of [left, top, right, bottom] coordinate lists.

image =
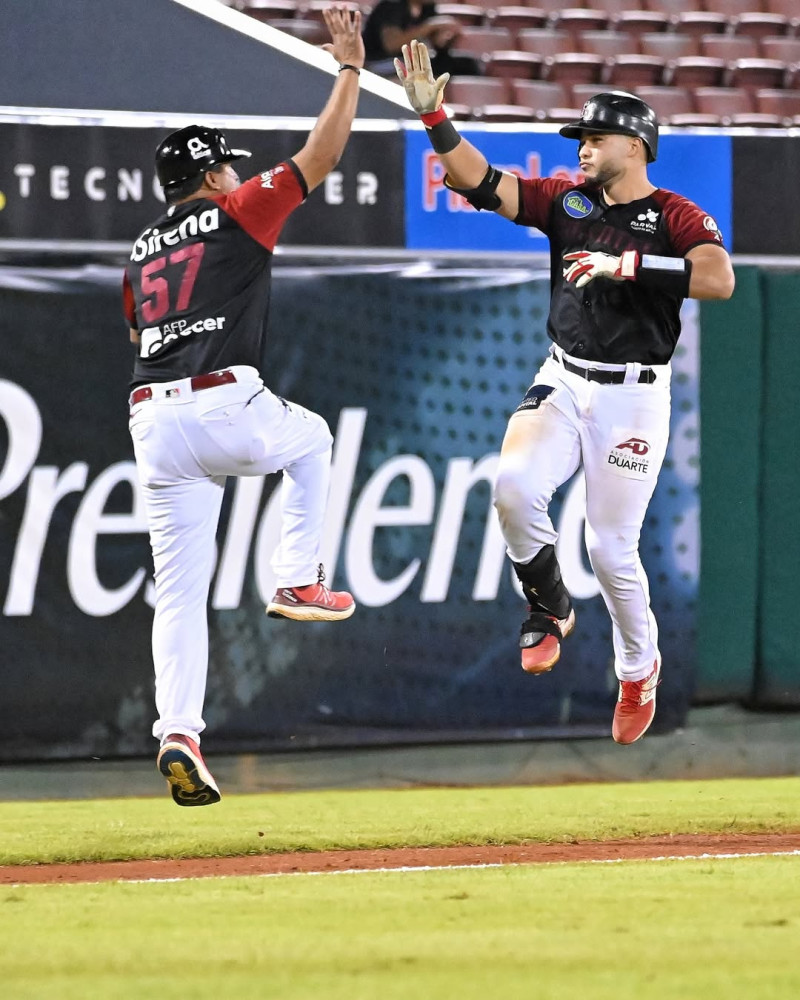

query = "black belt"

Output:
[[130, 369, 237, 405], [557, 354, 657, 384]]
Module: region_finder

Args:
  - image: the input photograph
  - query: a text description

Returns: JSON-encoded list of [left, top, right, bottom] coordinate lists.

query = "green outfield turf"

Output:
[[0, 776, 798, 865], [2, 854, 798, 1000]]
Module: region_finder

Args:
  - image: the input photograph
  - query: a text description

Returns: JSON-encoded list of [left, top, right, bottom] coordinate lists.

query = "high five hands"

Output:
[[394, 40, 450, 114], [322, 4, 365, 69]]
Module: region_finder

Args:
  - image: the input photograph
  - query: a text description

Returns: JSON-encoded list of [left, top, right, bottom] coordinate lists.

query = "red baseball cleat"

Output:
[[612, 659, 661, 745], [157, 734, 221, 807], [267, 564, 355, 622], [520, 608, 576, 674]]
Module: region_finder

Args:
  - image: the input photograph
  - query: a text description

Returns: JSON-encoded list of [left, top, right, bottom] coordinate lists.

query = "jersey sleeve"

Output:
[[514, 177, 574, 233], [658, 191, 726, 255], [215, 160, 308, 251], [122, 268, 137, 328]]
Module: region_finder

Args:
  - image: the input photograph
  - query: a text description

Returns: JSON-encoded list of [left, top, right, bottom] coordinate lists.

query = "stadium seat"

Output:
[[763, 0, 800, 24], [704, 0, 765, 15], [268, 16, 328, 43], [490, 7, 549, 34], [733, 14, 791, 42], [541, 106, 584, 123], [760, 37, 800, 64], [518, 0, 573, 14], [640, 33, 700, 61], [484, 51, 544, 81], [513, 80, 571, 115], [240, 0, 300, 18], [579, 31, 637, 60], [443, 103, 474, 121], [612, 12, 671, 40], [729, 58, 790, 92], [451, 26, 514, 58], [647, 0, 702, 14], [668, 113, 723, 127], [571, 83, 610, 108], [606, 54, 666, 88], [446, 76, 511, 108], [668, 56, 727, 89], [635, 86, 694, 120], [552, 10, 612, 41], [727, 112, 786, 127], [468, 0, 509, 12], [476, 104, 538, 122], [701, 35, 759, 63], [694, 87, 754, 118], [545, 53, 606, 85], [432, 4, 486, 27], [585, 0, 645, 13], [516, 30, 574, 59], [672, 12, 730, 40], [756, 88, 800, 119]]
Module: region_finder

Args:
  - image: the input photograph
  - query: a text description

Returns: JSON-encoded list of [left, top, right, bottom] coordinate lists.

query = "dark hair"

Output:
[[164, 164, 224, 206]]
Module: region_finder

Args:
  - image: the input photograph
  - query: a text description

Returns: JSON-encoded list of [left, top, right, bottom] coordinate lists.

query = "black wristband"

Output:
[[637, 255, 693, 297], [338, 63, 360, 75], [427, 119, 462, 155]]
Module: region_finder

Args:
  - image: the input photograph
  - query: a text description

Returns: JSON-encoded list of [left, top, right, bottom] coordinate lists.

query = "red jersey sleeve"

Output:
[[122, 269, 136, 328], [515, 177, 575, 233], [655, 189, 726, 256], [213, 159, 307, 251]]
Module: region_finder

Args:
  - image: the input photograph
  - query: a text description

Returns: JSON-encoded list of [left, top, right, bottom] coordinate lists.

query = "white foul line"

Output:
[[8, 849, 799, 888]]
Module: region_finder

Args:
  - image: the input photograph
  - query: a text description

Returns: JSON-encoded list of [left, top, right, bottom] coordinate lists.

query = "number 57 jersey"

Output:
[[122, 161, 308, 389]]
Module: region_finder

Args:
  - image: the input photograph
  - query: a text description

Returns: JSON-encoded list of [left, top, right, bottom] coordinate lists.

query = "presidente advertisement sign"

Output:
[[0, 266, 698, 760], [404, 128, 733, 253]]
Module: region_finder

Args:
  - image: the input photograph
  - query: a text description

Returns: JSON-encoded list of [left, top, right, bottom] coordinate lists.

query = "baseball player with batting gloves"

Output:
[[123, 6, 364, 806], [396, 41, 734, 744]]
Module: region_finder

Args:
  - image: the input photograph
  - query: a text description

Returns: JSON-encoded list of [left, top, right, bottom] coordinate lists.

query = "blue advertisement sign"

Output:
[[404, 127, 733, 253]]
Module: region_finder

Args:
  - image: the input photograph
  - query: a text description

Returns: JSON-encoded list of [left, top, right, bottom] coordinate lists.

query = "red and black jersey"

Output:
[[123, 160, 307, 388], [515, 177, 725, 364]]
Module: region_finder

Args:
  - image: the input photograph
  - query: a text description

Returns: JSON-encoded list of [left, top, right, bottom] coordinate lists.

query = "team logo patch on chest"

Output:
[[563, 191, 594, 219], [631, 208, 661, 233], [630, 208, 660, 234], [607, 434, 652, 480]]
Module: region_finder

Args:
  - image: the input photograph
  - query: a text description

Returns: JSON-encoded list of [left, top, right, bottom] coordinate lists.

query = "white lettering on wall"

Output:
[[324, 172, 344, 205], [67, 462, 149, 616], [0, 385, 598, 617], [50, 165, 70, 200], [346, 455, 435, 606]]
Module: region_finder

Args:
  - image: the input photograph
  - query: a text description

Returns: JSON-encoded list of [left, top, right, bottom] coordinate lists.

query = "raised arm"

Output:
[[291, 6, 365, 193], [395, 40, 520, 220]]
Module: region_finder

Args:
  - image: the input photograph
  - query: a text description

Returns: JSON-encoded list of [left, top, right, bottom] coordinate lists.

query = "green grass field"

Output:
[[1, 776, 798, 865], [1, 777, 798, 999]]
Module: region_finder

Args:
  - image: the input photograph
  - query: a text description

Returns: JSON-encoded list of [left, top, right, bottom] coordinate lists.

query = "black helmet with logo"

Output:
[[559, 91, 659, 162], [155, 124, 251, 189]]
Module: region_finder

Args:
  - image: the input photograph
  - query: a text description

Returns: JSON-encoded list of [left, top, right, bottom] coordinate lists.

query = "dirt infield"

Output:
[[2, 832, 798, 885]]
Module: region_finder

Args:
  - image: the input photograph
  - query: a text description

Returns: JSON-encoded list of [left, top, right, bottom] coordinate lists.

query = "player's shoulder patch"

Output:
[[702, 214, 724, 242]]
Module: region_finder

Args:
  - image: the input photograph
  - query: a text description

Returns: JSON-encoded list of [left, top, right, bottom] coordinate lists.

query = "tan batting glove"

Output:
[[394, 40, 450, 115]]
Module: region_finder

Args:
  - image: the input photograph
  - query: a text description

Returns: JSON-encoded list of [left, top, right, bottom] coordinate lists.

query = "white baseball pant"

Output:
[[129, 365, 333, 744], [493, 349, 672, 682]]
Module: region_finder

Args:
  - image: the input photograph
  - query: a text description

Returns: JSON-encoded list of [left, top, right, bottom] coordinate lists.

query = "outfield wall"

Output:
[[699, 268, 800, 709]]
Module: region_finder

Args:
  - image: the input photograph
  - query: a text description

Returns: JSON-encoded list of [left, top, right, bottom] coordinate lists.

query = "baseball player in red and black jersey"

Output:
[[396, 41, 735, 745], [123, 7, 364, 806]]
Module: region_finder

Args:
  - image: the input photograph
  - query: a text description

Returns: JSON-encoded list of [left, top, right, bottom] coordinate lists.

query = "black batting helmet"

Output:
[[559, 91, 659, 162], [155, 125, 251, 189]]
